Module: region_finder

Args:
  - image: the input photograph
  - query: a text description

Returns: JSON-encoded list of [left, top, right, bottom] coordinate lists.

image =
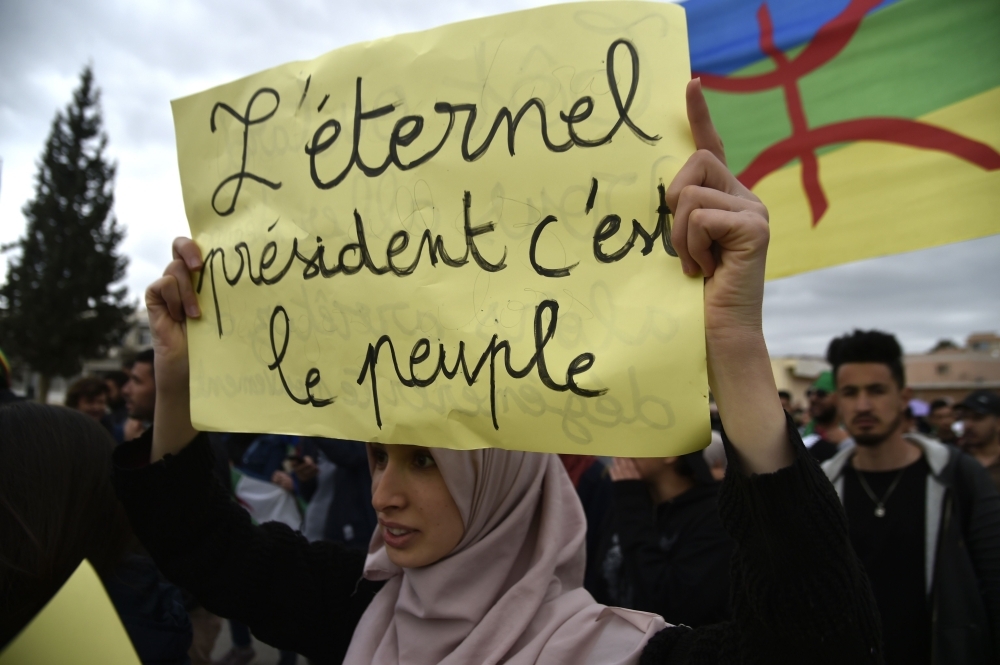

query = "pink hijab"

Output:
[[343, 447, 666, 665]]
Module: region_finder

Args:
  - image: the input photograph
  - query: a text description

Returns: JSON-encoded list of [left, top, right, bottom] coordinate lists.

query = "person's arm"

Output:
[[639, 79, 881, 664], [145, 237, 202, 463], [608, 480, 731, 625], [959, 456, 1000, 657], [123, 243, 383, 662], [113, 429, 382, 664], [665, 80, 790, 476], [641, 416, 882, 664]]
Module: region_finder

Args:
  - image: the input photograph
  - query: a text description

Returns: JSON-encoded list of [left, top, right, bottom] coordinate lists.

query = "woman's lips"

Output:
[[381, 522, 418, 549]]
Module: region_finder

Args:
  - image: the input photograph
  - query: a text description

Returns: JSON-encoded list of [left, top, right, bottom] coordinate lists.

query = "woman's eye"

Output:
[[413, 452, 436, 469], [372, 448, 388, 467]]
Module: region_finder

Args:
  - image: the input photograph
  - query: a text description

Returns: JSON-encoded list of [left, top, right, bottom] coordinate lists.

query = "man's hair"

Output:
[[132, 349, 155, 378], [929, 398, 951, 413], [64, 376, 109, 409], [826, 330, 906, 388], [133, 348, 155, 366], [103, 370, 129, 389]]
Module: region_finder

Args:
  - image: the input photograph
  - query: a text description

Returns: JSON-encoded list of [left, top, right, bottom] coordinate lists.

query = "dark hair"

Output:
[[778, 390, 792, 401], [132, 349, 155, 383], [103, 370, 129, 389], [64, 376, 109, 409], [826, 330, 906, 388], [0, 403, 132, 646], [675, 451, 716, 485], [929, 399, 951, 413]]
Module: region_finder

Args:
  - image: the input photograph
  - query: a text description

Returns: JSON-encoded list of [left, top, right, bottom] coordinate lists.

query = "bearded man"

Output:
[[821, 330, 1000, 665]]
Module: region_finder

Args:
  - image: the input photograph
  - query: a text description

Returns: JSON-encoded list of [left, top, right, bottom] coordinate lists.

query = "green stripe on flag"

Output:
[[704, 0, 1000, 174]]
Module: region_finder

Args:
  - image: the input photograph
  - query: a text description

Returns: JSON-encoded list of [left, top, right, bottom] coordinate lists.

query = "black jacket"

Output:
[[593, 481, 732, 627], [575, 459, 613, 595], [102, 554, 193, 665], [931, 449, 1000, 664], [824, 435, 1000, 665], [113, 418, 882, 664]]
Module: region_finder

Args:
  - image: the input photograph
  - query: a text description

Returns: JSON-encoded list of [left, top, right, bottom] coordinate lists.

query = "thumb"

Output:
[[686, 78, 726, 166]]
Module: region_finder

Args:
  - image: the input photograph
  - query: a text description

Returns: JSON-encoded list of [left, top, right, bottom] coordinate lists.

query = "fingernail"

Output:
[[186, 303, 200, 318]]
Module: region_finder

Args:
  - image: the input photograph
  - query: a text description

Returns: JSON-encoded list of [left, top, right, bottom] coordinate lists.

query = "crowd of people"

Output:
[[1, 83, 998, 665]]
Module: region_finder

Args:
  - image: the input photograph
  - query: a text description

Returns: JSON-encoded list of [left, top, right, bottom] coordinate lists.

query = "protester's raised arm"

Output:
[[666, 79, 790, 475], [148, 237, 203, 462]]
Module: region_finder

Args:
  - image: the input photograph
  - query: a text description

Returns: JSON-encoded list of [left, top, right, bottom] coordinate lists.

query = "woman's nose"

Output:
[[371, 461, 406, 513]]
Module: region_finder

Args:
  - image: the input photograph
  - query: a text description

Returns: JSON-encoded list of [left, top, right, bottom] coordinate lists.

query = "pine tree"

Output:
[[0, 66, 133, 402]]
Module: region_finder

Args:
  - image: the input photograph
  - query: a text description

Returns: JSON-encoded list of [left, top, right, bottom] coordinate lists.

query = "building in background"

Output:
[[906, 332, 1000, 402], [770, 356, 829, 412]]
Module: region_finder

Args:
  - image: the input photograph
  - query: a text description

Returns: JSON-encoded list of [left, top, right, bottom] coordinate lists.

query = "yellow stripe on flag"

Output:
[[761, 86, 1000, 280]]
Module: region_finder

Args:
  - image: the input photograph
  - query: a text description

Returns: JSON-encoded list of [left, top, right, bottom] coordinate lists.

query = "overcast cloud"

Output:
[[1, 0, 997, 359]]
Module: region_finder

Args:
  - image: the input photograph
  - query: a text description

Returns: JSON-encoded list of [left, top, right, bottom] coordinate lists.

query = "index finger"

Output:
[[686, 78, 726, 167], [172, 237, 204, 271]]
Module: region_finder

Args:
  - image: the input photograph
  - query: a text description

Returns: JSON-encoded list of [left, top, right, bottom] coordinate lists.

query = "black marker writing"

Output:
[[297, 75, 311, 110], [356, 299, 605, 430], [196, 191, 506, 337], [304, 39, 658, 191], [529, 215, 577, 278], [268, 305, 334, 407], [593, 183, 677, 262], [210, 88, 283, 216], [585, 177, 598, 214]]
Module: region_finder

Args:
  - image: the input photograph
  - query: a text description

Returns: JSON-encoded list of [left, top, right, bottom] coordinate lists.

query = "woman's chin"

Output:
[[385, 543, 448, 569]]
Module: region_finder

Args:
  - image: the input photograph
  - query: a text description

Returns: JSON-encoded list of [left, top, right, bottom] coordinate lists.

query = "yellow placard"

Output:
[[173, 1, 708, 456], [0, 561, 141, 665]]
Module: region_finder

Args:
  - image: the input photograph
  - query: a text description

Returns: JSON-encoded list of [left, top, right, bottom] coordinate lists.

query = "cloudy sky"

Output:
[[1, 0, 997, 358]]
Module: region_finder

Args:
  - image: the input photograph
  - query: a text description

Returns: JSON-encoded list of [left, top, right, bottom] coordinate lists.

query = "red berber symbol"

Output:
[[695, 0, 1000, 225]]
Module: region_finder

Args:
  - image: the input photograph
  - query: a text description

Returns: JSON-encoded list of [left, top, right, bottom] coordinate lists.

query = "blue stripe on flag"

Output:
[[683, 0, 901, 74]]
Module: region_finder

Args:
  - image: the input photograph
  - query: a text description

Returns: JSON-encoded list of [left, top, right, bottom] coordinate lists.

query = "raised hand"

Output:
[[609, 458, 643, 482], [666, 79, 790, 474], [666, 79, 770, 335], [147, 237, 203, 461]]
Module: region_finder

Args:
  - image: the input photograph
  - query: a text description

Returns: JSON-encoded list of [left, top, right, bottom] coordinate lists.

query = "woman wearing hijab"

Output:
[[112, 82, 882, 664]]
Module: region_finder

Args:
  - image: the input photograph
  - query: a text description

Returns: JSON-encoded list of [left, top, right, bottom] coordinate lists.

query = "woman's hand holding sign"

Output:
[[145, 79, 790, 473], [147, 239, 203, 462], [666, 79, 790, 475]]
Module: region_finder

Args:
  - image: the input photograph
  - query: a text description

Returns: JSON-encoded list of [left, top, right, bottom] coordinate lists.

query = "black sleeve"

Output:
[[112, 430, 383, 665], [610, 482, 731, 625], [956, 455, 1000, 657], [640, 414, 883, 665]]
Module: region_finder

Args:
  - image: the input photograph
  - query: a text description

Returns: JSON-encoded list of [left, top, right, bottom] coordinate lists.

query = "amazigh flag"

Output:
[[684, 0, 1000, 279]]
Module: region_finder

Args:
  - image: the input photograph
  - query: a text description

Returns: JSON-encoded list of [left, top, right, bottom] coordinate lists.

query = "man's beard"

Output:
[[852, 411, 905, 447]]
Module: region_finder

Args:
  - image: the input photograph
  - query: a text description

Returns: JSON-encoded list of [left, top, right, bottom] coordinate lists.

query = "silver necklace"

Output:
[[855, 468, 907, 518]]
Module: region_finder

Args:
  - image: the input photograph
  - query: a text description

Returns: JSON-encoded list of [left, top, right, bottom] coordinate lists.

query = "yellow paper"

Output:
[[173, 1, 708, 456], [0, 561, 141, 665]]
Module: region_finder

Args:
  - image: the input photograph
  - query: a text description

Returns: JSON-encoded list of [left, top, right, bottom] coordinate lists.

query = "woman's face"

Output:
[[369, 443, 465, 568]]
